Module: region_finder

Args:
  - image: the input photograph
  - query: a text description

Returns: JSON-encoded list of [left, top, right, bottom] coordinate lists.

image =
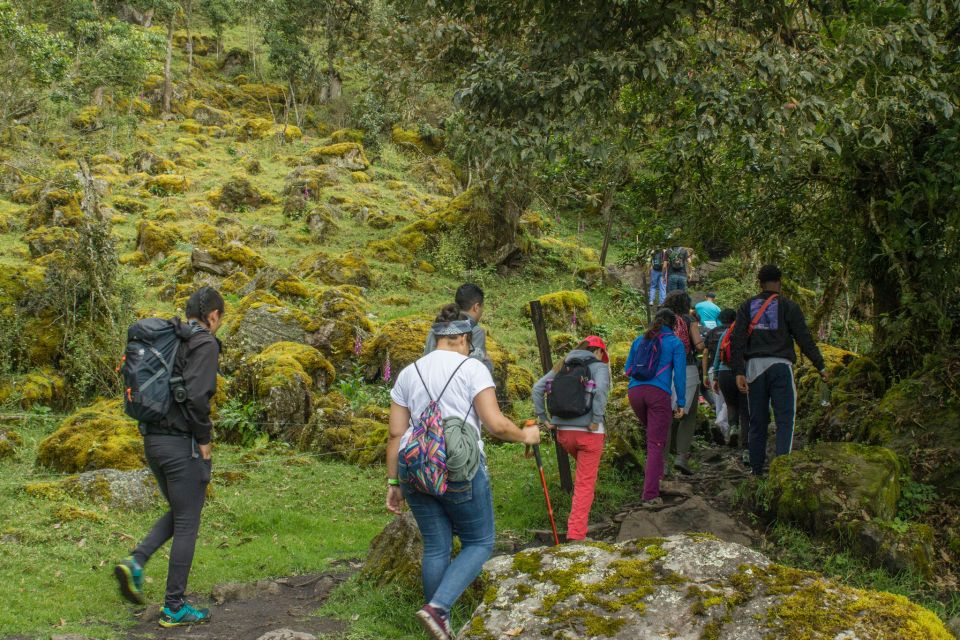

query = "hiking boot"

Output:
[[114, 556, 144, 605], [728, 433, 739, 448], [642, 497, 664, 508], [710, 425, 726, 446], [158, 602, 211, 628], [415, 604, 451, 640]]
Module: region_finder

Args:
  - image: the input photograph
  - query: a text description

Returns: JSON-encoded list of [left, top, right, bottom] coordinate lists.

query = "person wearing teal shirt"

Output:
[[695, 293, 721, 330]]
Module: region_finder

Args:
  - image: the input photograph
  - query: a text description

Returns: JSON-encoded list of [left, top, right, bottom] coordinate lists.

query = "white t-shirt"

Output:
[[390, 350, 496, 451]]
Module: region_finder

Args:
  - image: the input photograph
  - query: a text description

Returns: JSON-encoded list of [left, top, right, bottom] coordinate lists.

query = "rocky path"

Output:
[[123, 566, 355, 640]]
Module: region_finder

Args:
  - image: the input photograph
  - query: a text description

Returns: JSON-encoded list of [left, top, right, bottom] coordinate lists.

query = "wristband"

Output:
[[387, 478, 400, 487]]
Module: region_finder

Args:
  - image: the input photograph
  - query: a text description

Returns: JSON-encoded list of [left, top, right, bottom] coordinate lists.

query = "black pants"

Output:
[[746, 363, 796, 475], [133, 435, 210, 610], [718, 370, 749, 449]]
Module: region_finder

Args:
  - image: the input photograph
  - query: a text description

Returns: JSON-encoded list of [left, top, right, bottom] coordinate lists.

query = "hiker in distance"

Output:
[[625, 308, 687, 507], [731, 265, 827, 476], [708, 308, 747, 450], [649, 248, 669, 305], [386, 304, 540, 640], [695, 292, 722, 331], [531, 336, 611, 541], [666, 245, 693, 293], [662, 290, 707, 475], [114, 286, 224, 627], [424, 282, 493, 374]]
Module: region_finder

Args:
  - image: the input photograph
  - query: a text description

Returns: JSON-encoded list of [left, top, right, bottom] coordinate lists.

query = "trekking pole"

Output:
[[524, 419, 560, 546]]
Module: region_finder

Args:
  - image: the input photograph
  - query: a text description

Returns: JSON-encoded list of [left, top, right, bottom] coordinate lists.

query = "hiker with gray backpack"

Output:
[[385, 304, 540, 640], [531, 335, 611, 541], [114, 286, 223, 627]]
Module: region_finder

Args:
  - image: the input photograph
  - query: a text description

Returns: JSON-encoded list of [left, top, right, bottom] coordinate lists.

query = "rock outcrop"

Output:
[[36, 400, 144, 472], [465, 534, 952, 639]]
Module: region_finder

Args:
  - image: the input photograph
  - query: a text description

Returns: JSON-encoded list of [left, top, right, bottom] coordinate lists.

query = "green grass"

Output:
[[0, 411, 640, 639]]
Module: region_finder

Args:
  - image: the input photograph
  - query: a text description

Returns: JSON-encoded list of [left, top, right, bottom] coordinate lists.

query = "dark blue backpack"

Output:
[[120, 318, 183, 425], [627, 334, 669, 381]]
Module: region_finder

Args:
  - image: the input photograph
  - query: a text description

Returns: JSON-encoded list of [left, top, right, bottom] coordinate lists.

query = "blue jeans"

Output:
[[747, 363, 796, 475], [667, 273, 688, 293], [401, 464, 495, 611], [649, 269, 666, 305]]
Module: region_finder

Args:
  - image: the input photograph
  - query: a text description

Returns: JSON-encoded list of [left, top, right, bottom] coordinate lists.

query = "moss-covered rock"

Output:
[[234, 342, 335, 438], [297, 250, 373, 287], [0, 429, 22, 460], [367, 188, 515, 266], [283, 165, 343, 198], [307, 286, 374, 368], [506, 364, 535, 403], [842, 519, 935, 579], [24, 225, 81, 258], [241, 267, 311, 299], [0, 368, 66, 409], [111, 195, 149, 214], [207, 176, 278, 211], [191, 241, 266, 276], [767, 442, 901, 531], [361, 317, 431, 381], [309, 415, 388, 466], [391, 126, 444, 154], [71, 106, 102, 132], [36, 399, 144, 472], [220, 292, 315, 365], [306, 142, 370, 171], [137, 220, 182, 259], [330, 128, 364, 144], [466, 535, 953, 639], [28, 468, 158, 511], [146, 174, 190, 195], [360, 513, 422, 588], [526, 290, 596, 332]]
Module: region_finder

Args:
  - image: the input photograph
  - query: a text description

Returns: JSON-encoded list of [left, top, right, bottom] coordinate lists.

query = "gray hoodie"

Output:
[[532, 349, 611, 434]]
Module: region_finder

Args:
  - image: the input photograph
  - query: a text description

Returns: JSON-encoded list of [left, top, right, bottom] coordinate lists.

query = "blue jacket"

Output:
[[624, 327, 687, 406]]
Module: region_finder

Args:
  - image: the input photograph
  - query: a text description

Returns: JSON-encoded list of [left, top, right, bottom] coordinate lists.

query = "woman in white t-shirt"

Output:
[[385, 304, 540, 640]]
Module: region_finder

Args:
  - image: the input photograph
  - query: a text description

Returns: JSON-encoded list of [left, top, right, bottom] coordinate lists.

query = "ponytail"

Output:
[[645, 308, 677, 340]]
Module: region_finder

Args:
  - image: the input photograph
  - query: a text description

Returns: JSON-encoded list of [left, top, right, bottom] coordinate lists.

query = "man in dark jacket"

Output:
[[731, 265, 827, 476], [114, 287, 223, 627]]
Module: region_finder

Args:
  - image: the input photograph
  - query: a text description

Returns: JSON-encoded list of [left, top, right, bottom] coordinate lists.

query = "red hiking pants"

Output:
[[556, 429, 605, 541]]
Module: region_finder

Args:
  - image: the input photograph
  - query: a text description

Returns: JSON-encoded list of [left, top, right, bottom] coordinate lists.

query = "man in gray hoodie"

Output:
[[531, 336, 610, 540], [424, 283, 493, 374]]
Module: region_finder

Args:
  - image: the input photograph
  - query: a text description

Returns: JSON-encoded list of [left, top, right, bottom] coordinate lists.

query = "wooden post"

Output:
[[529, 300, 573, 493], [598, 183, 617, 267]]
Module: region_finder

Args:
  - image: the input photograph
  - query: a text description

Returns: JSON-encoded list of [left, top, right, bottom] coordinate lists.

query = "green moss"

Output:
[[36, 399, 143, 472], [207, 176, 278, 211], [146, 174, 190, 195], [331, 128, 364, 144], [297, 251, 373, 287], [0, 428, 23, 459], [111, 195, 148, 214], [71, 106, 102, 131], [526, 290, 596, 331], [137, 220, 181, 259]]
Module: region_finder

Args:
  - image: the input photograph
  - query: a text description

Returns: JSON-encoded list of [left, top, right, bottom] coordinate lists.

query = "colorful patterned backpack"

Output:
[[400, 359, 469, 496]]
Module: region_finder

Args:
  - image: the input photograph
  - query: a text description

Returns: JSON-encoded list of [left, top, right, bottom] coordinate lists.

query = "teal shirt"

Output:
[[695, 300, 721, 329]]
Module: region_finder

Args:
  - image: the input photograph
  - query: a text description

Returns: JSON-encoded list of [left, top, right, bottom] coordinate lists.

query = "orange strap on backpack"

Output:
[[720, 294, 778, 363]]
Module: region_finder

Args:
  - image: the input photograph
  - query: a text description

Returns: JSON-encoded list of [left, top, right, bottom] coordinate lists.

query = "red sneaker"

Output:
[[415, 604, 452, 640]]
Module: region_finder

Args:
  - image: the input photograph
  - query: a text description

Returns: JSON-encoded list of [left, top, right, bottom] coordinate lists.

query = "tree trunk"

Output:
[[185, 0, 193, 77], [163, 13, 175, 114], [598, 182, 618, 266]]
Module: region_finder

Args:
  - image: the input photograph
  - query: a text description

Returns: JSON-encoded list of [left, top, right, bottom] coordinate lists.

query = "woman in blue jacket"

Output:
[[624, 308, 687, 506]]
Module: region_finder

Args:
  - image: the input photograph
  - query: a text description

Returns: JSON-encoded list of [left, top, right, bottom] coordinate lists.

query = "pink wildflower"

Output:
[[354, 334, 363, 356], [383, 355, 392, 383]]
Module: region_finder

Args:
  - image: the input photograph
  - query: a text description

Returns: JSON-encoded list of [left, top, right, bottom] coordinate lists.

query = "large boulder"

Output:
[[207, 176, 278, 212], [221, 292, 316, 365], [466, 534, 952, 639], [360, 317, 431, 381], [296, 251, 373, 287], [360, 513, 422, 588], [191, 241, 266, 277], [306, 143, 370, 171], [27, 468, 158, 510], [36, 400, 144, 472], [233, 342, 335, 438], [307, 286, 374, 367], [766, 442, 901, 532], [0, 428, 22, 460], [524, 290, 596, 332]]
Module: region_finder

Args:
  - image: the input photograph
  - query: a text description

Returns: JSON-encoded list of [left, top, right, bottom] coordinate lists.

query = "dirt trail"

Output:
[[123, 567, 354, 640]]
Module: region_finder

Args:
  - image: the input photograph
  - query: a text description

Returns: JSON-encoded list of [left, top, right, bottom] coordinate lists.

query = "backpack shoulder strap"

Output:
[[414, 357, 470, 405]]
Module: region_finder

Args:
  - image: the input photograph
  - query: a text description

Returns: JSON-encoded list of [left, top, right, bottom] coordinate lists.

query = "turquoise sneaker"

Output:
[[114, 556, 144, 605], [159, 602, 211, 627]]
